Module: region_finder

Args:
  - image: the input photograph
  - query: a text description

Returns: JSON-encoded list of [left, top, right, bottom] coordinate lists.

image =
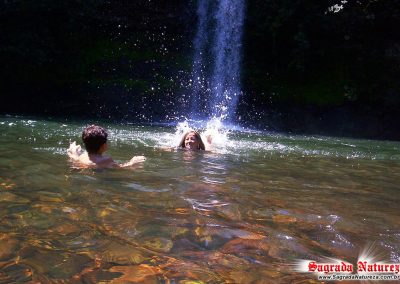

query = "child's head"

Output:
[[179, 130, 205, 150], [82, 125, 108, 154]]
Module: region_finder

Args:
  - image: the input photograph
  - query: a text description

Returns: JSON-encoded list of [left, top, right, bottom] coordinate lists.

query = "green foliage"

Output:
[[1, 0, 399, 120], [244, 0, 400, 106]]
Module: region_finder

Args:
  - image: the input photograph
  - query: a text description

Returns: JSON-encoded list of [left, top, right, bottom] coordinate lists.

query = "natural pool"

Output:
[[0, 116, 399, 283]]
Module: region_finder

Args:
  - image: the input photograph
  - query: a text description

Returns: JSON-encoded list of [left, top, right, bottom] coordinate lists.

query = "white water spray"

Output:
[[189, 0, 245, 122]]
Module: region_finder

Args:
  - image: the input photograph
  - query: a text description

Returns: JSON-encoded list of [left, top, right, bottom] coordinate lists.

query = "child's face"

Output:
[[185, 132, 200, 150]]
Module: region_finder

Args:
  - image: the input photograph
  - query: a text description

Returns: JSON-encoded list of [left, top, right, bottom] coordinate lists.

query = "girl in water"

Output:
[[178, 130, 212, 150]]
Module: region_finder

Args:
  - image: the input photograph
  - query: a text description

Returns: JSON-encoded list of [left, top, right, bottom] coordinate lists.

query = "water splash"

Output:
[[203, 117, 229, 150], [171, 118, 229, 152]]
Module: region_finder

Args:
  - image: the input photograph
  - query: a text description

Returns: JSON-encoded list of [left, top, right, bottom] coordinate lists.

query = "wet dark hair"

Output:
[[82, 125, 108, 154], [178, 131, 205, 150]]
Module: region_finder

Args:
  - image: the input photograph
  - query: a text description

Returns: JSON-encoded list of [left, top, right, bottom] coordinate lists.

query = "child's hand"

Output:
[[120, 156, 146, 167], [159, 147, 175, 152], [129, 155, 146, 164], [67, 141, 83, 159]]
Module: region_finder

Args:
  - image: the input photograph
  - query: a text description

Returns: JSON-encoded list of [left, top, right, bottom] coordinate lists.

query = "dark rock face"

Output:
[[1, 0, 399, 140]]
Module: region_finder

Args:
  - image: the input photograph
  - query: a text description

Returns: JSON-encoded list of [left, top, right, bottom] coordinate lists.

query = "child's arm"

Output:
[[118, 156, 146, 168], [159, 147, 176, 152]]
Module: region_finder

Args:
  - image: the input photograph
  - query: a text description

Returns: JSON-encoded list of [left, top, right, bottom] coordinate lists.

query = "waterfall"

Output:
[[189, 0, 245, 122]]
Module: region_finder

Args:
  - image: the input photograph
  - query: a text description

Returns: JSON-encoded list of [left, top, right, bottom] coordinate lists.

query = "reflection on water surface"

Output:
[[0, 116, 399, 283]]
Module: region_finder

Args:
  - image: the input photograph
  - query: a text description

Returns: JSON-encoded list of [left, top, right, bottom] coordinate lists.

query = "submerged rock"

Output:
[[221, 238, 270, 255], [158, 258, 221, 283], [18, 246, 93, 280], [50, 223, 81, 236], [273, 214, 297, 224], [143, 237, 173, 253], [0, 262, 33, 283], [0, 179, 16, 190], [0, 192, 29, 203], [37, 191, 64, 203], [108, 264, 162, 283], [220, 237, 273, 265], [95, 240, 153, 265], [0, 236, 19, 260]]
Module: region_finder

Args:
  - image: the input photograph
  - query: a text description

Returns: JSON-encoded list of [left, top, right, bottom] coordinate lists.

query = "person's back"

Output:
[[68, 125, 145, 168]]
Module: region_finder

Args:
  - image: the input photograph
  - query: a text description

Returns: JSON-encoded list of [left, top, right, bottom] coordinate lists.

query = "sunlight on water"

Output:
[[1, 116, 400, 283], [133, 117, 400, 160]]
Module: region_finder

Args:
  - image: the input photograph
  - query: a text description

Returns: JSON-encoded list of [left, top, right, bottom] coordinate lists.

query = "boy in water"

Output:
[[67, 125, 145, 168]]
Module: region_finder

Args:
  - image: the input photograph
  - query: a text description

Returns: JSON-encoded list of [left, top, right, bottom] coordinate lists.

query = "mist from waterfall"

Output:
[[189, 0, 245, 122]]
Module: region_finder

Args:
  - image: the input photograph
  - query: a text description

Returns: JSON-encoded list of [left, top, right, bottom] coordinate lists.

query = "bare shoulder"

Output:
[[68, 152, 115, 168], [92, 155, 116, 167], [68, 153, 95, 168]]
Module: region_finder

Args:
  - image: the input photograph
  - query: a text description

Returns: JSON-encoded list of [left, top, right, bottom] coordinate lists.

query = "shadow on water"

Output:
[[0, 116, 400, 282]]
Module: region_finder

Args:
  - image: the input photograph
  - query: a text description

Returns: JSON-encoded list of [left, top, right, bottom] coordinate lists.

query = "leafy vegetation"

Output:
[[0, 0, 399, 138]]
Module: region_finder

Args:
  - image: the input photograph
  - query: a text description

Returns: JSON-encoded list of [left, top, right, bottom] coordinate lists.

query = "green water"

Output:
[[0, 116, 399, 283]]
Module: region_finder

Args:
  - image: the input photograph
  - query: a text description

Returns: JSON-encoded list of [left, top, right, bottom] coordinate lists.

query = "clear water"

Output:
[[1, 116, 399, 283]]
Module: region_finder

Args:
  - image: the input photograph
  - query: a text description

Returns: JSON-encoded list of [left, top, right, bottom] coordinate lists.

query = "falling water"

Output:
[[190, 0, 245, 121]]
